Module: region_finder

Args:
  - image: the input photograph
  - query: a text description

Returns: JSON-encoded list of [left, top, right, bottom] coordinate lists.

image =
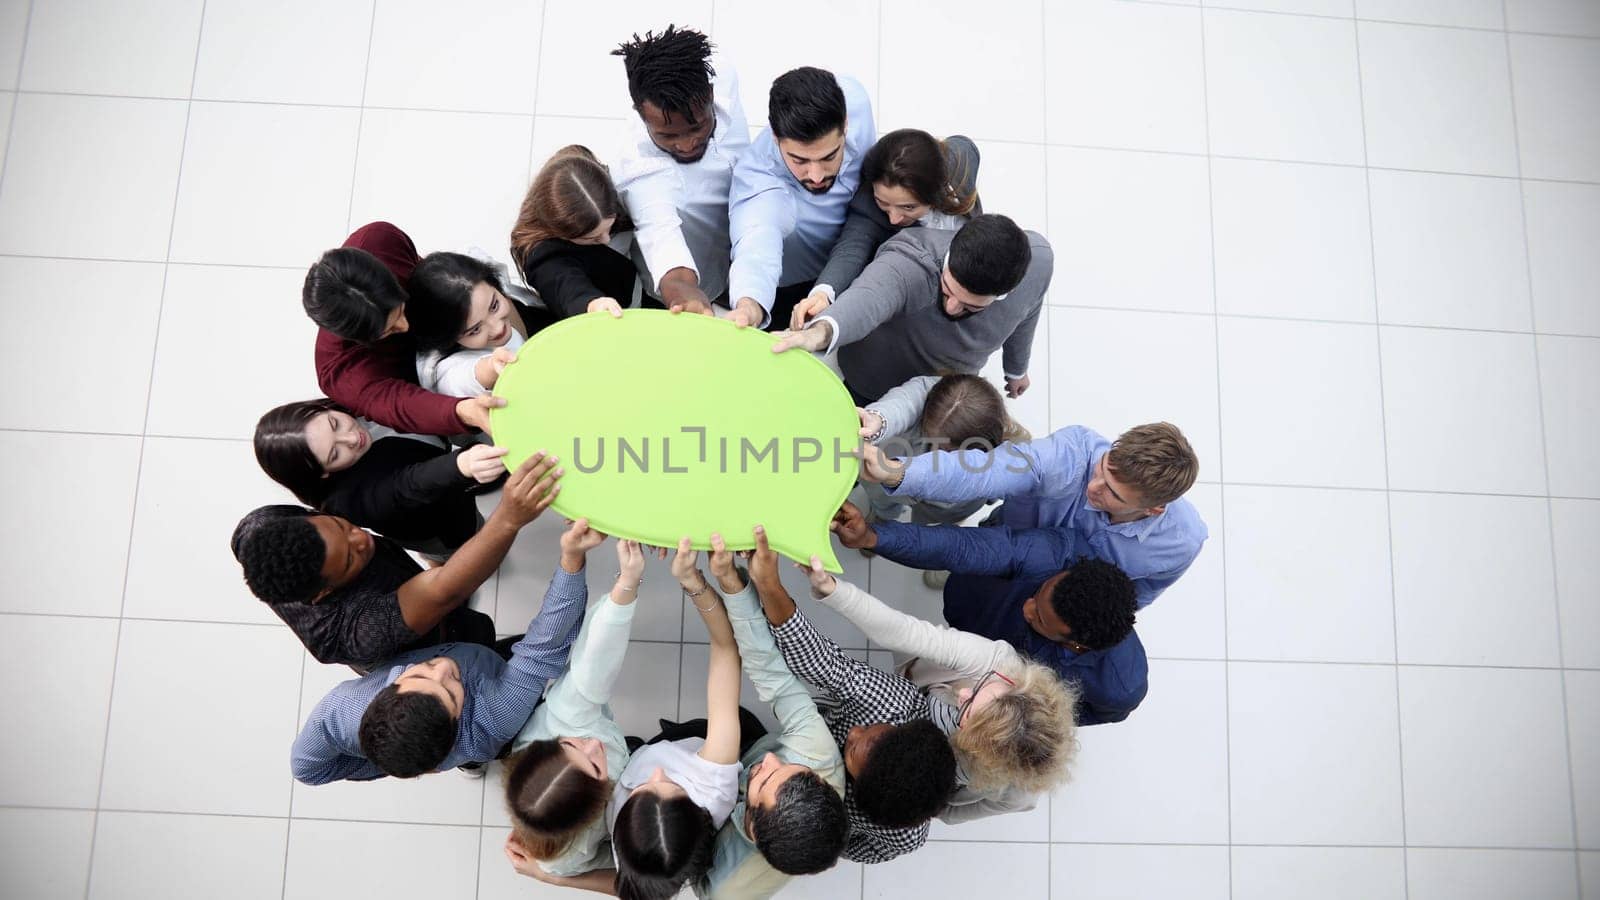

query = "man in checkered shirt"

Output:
[[748, 544, 958, 864]]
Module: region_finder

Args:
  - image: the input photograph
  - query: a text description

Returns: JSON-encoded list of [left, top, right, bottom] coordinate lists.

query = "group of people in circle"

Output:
[[226, 24, 1209, 900]]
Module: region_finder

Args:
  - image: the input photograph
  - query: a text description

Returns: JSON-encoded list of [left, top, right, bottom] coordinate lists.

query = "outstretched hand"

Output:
[[456, 443, 510, 483], [798, 554, 837, 599], [616, 539, 644, 584], [455, 394, 506, 434], [830, 501, 876, 550], [856, 443, 905, 486], [499, 451, 561, 527], [669, 536, 702, 588], [769, 324, 829, 355], [790, 289, 831, 330], [748, 525, 782, 588]]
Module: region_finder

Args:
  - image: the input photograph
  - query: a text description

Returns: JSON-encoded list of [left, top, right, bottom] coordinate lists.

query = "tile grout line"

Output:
[[1114, 0, 1599, 41], [0, 0, 35, 212], [280, 653, 305, 900], [84, 3, 206, 898], [1351, 13, 1412, 894], [1039, 0, 1053, 889], [7, 802, 1598, 852], [12, 86, 1600, 186], [1194, 10, 1236, 893], [1499, 0, 1585, 882], [524, 0, 549, 191], [341, 0, 378, 235]]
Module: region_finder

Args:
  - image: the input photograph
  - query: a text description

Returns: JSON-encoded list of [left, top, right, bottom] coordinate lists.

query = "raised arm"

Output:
[[780, 249, 921, 356], [727, 140, 797, 327], [482, 519, 601, 748], [831, 502, 1072, 581], [673, 539, 742, 766], [393, 452, 560, 635], [864, 375, 940, 443], [870, 426, 1095, 511], [538, 540, 645, 734], [812, 576, 1017, 682], [716, 530, 840, 770], [315, 331, 467, 436], [812, 183, 895, 303]]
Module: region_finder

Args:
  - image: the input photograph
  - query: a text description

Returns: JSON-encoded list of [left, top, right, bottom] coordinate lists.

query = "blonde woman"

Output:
[[796, 558, 1078, 825]]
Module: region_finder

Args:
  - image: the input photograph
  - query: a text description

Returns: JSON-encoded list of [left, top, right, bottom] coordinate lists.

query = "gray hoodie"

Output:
[[820, 227, 1051, 402]]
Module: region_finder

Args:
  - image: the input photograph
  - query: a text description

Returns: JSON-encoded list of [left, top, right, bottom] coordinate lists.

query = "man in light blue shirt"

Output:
[[863, 422, 1207, 609], [290, 521, 599, 784], [727, 66, 876, 330]]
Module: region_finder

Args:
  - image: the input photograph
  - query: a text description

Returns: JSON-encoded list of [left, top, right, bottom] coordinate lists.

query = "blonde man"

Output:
[[861, 422, 1206, 609]]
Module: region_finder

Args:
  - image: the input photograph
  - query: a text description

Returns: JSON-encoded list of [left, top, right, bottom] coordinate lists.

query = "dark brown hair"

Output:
[[861, 129, 978, 217], [253, 398, 344, 506], [503, 740, 611, 861], [510, 145, 627, 266]]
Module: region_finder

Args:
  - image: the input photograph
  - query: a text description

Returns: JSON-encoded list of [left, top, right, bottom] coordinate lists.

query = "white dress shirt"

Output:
[[612, 56, 750, 304]]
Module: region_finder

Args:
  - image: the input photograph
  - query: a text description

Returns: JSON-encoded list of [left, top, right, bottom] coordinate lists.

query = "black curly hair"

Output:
[[852, 720, 956, 829], [229, 505, 326, 605], [612, 25, 716, 123], [1050, 558, 1137, 650]]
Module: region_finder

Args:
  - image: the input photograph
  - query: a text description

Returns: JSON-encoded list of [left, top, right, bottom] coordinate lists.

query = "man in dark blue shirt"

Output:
[[832, 502, 1147, 725]]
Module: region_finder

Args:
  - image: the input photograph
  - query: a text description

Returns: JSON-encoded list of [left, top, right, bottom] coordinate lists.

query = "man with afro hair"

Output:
[[752, 533, 958, 864], [230, 452, 560, 672], [833, 501, 1145, 726], [611, 25, 747, 318]]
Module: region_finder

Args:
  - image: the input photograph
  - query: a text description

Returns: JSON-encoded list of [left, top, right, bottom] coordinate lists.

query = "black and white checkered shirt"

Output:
[[769, 608, 935, 864]]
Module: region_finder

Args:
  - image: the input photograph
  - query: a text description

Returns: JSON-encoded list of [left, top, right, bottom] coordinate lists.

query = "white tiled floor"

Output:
[[0, 2, 1595, 899]]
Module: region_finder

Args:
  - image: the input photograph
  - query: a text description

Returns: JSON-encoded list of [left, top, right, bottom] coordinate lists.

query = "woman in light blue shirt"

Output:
[[500, 538, 646, 883]]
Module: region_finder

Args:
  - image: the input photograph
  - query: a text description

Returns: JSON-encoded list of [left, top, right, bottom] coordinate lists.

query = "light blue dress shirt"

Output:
[[889, 425, 1208, 609], [290, 567, 589, 784], [727, 74, 877, 321]]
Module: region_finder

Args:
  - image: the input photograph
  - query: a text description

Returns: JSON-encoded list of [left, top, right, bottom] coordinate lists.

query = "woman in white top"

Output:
[[798, 556, 1079, 824], [500, 538, 646, 888], [608, 538, 744, 900], [406, 251, 559, 397]]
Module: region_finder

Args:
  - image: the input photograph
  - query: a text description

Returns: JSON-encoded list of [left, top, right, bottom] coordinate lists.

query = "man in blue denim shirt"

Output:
[[862, 422, 1206, 610], [291, 518, 597, 783], [833, 503, 1146, 725]]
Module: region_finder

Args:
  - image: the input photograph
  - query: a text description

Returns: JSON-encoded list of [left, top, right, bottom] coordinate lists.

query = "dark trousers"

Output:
[[641, 706, 770, 758], [767, 281, 816, 333], [425, 605, 498, 652]]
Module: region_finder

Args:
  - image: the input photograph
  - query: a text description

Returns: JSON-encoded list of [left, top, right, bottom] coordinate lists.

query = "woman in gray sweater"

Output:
[[789, 129, 982, 329]]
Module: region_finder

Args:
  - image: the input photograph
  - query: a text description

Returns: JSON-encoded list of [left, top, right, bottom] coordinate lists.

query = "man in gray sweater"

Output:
[[772, 214, 1049, 404]]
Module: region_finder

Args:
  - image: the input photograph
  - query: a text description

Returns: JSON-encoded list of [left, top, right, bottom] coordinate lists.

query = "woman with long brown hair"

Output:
[[511, 145, 642, 319], [791, 128, 983, 328]]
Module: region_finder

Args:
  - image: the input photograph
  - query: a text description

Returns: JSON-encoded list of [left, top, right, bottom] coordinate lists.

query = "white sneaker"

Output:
[[922, 570, 949, 589]]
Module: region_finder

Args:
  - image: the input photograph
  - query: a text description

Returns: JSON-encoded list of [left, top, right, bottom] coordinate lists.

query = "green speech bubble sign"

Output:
[[490, 309, 858, 572]]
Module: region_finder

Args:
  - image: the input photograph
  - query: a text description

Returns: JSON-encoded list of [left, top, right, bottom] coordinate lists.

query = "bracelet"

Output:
[[684, 579, 716, 611], [864, 409, 887, 443], [614, 572, 642, 593]]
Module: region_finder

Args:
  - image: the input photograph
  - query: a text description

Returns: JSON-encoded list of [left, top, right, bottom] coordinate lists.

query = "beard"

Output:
[[669, 146, 709, 164], [801, 177, 836, 195], [938, 300, 976, 321]]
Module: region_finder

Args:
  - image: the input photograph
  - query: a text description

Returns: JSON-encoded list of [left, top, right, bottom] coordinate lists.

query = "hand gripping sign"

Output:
[[490, 309, 858, 572]]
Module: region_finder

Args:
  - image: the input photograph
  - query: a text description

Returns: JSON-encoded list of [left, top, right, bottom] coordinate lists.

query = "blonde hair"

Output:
[[1107, 422, 1199, 507], [951, 661, 1079, 794]]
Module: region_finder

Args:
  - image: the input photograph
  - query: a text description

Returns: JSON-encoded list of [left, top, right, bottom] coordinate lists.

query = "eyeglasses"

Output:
[[956, 670, 1016, 724]]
